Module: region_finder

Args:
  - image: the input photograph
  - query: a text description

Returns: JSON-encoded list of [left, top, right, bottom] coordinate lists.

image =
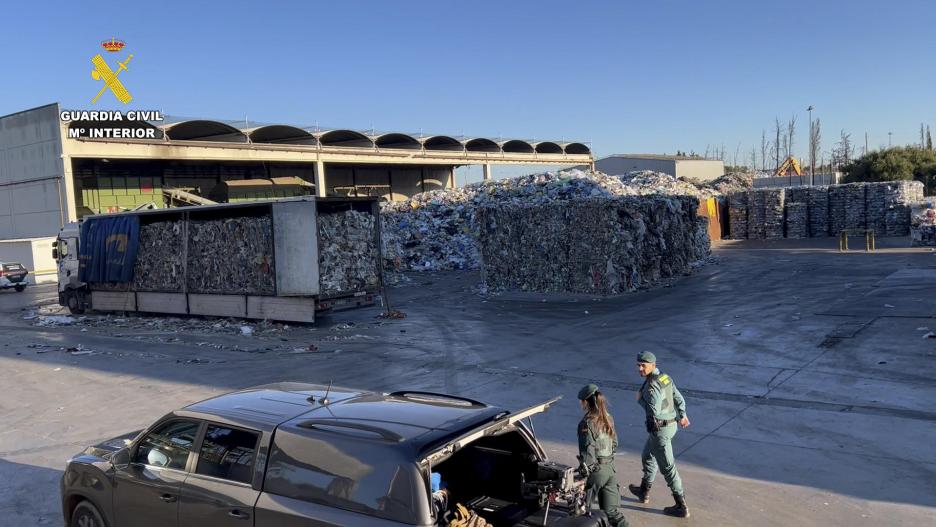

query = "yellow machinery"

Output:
[[775, 156, 803, 177]]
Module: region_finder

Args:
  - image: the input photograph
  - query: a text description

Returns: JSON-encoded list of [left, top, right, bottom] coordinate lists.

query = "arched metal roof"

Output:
[[375, 133, 421, 150], [423, 135, 464, 152], [564, 142, 591, 155], [317, 129, 375, 148], [163, 120, 248, 142], [535, 141, 563, 154], [465, 138, 500, 152], [501, 140, 535, 153], [248, 125, 317, 145]]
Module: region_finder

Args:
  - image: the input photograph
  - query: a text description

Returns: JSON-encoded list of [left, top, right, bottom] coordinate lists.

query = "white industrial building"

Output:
[[595, 154, 724, 182]]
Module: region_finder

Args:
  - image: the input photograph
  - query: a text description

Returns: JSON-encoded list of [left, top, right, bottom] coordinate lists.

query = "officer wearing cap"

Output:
[[577, 384, 629, 527], [628, 351, 690, 518]]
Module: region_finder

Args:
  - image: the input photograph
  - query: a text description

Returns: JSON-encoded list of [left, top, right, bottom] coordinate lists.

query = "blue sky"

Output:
[[3, 0, 934, 180]]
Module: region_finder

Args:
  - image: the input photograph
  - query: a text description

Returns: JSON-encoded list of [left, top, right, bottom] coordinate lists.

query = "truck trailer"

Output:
[[53, 197, 381, 323]]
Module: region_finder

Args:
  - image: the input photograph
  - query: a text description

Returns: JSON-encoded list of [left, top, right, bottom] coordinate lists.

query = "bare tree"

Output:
[[733, 142, 742, 167], [750, 145, 757, 171], [835, 130, 854, 167], [809, 118, 821, 175], [760, 130, 768, 171], [773, 117, 783, 171], [786, 114, 797, 160], [928, 125, 933, 151]]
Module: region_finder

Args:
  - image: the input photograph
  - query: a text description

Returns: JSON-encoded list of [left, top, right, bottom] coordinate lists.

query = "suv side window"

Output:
[[133, 419, 200, 470], [195, 425, 259, 484]]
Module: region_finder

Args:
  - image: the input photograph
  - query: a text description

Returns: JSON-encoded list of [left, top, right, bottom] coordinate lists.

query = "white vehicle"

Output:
[[53, 222, 83, 311]]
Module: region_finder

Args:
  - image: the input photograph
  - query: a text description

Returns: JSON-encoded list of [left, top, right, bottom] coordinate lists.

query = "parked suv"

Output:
[[0, 262, 28, 292], [61, 383, 607, 527]]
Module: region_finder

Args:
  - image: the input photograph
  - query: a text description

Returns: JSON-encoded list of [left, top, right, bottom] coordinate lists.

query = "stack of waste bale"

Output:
[[727, 191, 749, 239], [318, 210, 379, 296], [807, 186, 830, 237], [784, 187, 809, 239], [477, 195, 706, 294], [828, 185, 848, 235], [746, 190, 766, 239], [865, 183, 888, 237], [763, 188, 786, 239], [186, 216, 275, 295], [886, 180, 924, 236], [843, 183, 867, 230]]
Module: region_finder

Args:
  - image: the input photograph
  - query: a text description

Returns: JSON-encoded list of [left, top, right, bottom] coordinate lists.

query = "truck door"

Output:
[[179, 424, 262, 527]]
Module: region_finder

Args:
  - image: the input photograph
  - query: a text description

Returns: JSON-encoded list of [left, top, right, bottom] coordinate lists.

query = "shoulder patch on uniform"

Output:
[[658, 374, 672, 385]]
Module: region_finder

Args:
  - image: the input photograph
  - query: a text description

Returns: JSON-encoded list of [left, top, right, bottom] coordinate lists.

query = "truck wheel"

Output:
[[14, 285, 24, 292], [67, 291, 85, 314], [71, 500, 107, 527]]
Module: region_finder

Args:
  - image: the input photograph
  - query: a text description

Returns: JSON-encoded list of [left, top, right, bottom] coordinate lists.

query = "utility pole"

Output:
[[807, 105, 815, 185], [888, 132, 893, 148], [865, 132, 869, 156]]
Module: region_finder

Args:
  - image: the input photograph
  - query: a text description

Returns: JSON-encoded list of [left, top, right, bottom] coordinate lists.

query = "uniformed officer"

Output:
[[577, 384, 629, 527], [628, 351, 691, 518]]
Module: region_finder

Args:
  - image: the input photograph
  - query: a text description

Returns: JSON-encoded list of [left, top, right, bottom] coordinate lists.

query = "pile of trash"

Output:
[[477, 195, 708, 294], [380, 169, 718, 272], [709, 172, 754, 195], [132, 220, 185, 292], [318, 210, 380, 295], [727, 181, 924, 239], [187, 217, 276, 295], [911, 200, 936, 246]]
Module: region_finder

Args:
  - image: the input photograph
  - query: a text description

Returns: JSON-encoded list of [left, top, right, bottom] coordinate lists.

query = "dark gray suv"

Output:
[[61, 383, 607, 526]]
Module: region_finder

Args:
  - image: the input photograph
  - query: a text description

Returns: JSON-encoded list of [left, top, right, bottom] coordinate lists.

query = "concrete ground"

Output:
[[2, 237, 936, 526]]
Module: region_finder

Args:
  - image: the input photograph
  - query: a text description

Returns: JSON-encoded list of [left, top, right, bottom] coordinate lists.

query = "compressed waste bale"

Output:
[[911, 202, 936, 246], [133, 220, 185, 292], [318, 210, 379, 296], [807, 186, 830, 237], [828, 185, 847, 235], [843, 183, 867, 230], [478, 195, 706, 294], [785, 202, 808, 238], [728, 191, 749, 240], [865, 183, 888, 237], [186, 216, 275, 295], [746, 190, 766, 239], [763, 189, 785, 239]]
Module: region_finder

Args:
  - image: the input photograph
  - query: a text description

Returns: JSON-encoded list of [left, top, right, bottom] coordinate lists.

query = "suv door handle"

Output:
[[228, 509, 250, 520], [159, 494, 177, 503]]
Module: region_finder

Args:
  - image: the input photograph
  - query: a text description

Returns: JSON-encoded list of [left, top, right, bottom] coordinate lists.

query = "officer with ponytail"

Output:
[[577, 384, 629, 527]]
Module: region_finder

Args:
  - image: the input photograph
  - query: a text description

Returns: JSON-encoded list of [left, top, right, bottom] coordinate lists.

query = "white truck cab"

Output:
[[53, 222, 86, 313]]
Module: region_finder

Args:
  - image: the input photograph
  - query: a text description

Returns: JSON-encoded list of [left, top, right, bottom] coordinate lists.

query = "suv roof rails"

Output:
[[297, 419, 404, 442], [387, 391, 486, 408]]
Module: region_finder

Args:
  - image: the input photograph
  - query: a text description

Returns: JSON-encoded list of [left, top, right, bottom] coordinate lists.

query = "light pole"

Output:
[[807, 105, 815, 185], [888, 132, 893, 148]]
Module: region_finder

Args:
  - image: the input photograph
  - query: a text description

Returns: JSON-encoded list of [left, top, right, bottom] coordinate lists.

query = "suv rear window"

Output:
[[263, 426, 423, 524], [195, 425, 258, 484]]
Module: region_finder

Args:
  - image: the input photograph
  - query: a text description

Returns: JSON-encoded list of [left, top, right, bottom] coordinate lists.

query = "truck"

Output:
[[53, 197, 382, 323]]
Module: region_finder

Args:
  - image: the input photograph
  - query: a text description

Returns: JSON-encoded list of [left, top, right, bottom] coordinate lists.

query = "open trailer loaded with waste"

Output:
[[53, 197, 382, 323]]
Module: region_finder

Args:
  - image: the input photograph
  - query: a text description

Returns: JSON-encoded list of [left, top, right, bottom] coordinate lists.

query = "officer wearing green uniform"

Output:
[[577, 384, 629, 527], [628, 351, 691, 518]]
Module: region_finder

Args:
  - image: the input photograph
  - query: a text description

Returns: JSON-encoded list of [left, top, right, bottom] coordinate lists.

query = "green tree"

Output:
[[843, 146, 936, 194]]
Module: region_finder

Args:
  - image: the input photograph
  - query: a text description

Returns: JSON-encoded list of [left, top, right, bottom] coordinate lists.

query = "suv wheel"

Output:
[[14, 285, 24, 292], [71, 501, 107, 527]]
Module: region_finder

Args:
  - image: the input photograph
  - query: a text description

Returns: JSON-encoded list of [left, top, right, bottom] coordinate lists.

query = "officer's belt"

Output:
[[596, 456, 614, 464], [655, 418, 676, 426]]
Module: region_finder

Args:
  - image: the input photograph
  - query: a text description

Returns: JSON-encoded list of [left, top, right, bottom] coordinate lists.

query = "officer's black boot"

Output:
[[662, 493, 690, 518], [627, 479, 651, 503]]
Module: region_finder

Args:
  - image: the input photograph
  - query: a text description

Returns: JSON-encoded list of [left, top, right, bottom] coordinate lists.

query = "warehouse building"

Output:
[[0, 103, 593, 241], [596, 154, 724, 182]]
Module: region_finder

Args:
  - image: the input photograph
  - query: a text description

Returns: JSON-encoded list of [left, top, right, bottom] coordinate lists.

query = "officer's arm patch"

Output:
[[659, 374, 672, 385]]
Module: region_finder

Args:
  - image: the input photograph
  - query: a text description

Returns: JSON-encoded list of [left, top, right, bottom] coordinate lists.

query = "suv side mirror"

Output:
[[112, 447, 131, 469]]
